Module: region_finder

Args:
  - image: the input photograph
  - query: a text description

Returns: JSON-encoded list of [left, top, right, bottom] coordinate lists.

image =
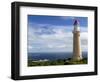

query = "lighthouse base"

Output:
[[71, 55, 82, 61]]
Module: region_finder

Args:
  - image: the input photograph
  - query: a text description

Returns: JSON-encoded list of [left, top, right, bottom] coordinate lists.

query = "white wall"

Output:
[[0, 0, 99, 82]]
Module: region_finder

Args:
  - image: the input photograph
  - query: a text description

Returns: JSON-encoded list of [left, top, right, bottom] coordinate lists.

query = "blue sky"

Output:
[[28, 15, 88, 27], [28, 15, 88, 53]]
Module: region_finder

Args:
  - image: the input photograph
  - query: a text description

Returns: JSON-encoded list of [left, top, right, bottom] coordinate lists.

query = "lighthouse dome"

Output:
[[73, 20, 79, 25], [73, 19, 80, 31]]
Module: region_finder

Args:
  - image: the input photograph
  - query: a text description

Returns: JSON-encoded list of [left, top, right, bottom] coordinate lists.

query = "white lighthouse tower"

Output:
[[72, 19, 82, 61]]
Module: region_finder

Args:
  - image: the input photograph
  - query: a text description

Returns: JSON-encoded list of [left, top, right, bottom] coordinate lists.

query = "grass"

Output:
[[28, 58, 87, 67]]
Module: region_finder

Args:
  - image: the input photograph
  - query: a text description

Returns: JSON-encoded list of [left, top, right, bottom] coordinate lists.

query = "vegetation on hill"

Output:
[[28, 58, 87, 67]]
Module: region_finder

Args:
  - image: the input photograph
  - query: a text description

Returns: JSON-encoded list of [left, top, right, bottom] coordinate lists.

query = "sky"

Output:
[[28, 15, 88, 53]]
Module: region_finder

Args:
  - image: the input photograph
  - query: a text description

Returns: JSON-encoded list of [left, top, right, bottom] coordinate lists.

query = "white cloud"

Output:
[[28, 23, 88, 53], [28, 45, 32, 49]]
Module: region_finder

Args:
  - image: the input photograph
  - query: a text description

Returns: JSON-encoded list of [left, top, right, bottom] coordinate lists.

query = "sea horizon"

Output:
[[28, 52, 88, 61]]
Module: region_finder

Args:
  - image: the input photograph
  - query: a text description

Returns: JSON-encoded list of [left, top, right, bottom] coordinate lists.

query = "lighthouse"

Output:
[[72, 19, 82, 61]]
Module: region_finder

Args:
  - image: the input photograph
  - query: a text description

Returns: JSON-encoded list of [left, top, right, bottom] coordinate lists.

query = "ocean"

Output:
[[28, 52, 87, 61]]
